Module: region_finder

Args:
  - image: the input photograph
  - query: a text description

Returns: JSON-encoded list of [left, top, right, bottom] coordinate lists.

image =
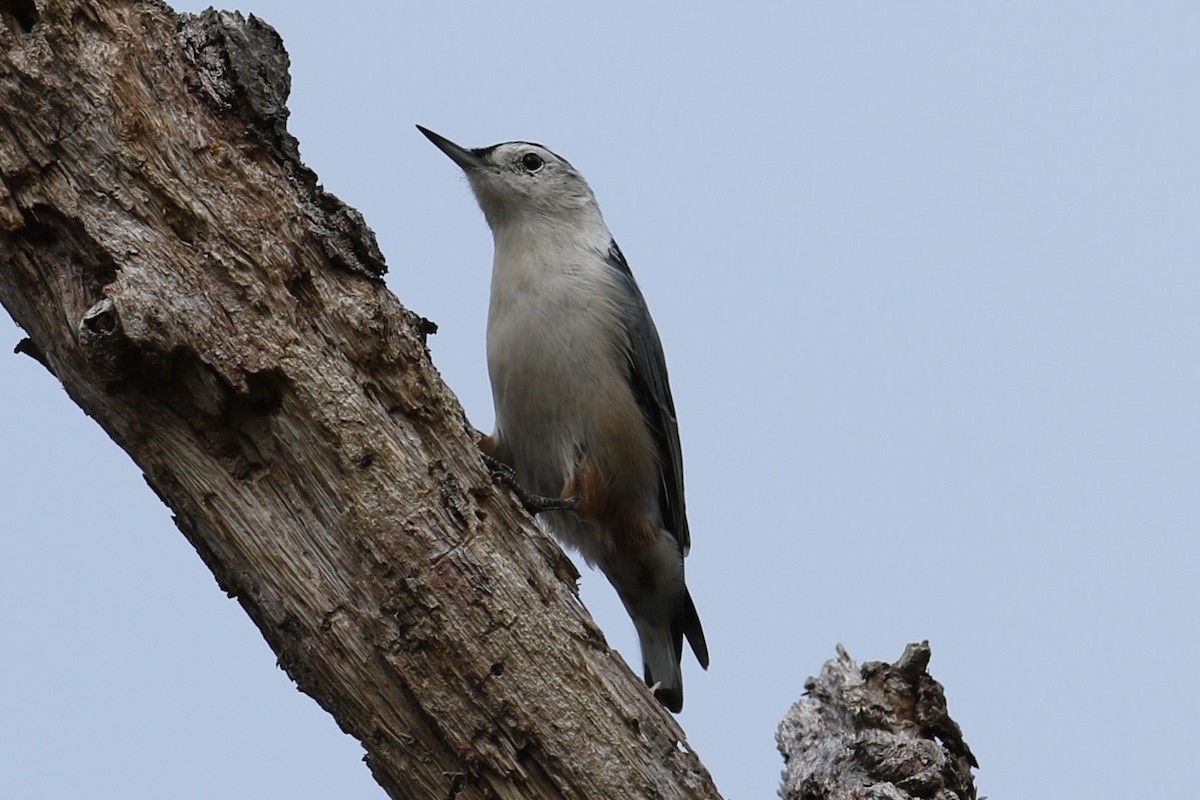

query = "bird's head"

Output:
[[417, 126, 600, 231]]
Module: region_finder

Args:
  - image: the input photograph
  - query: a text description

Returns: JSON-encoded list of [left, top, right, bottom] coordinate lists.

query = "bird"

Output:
[[417, 125, 708, 712]]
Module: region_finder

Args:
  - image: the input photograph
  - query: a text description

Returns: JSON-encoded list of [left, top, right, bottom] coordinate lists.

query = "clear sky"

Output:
[[2, 2, 1197, 798]]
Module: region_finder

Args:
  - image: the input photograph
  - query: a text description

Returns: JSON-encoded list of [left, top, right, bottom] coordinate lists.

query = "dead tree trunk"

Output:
[[777, 642, 978, 800], [0, 2, 719, 797]]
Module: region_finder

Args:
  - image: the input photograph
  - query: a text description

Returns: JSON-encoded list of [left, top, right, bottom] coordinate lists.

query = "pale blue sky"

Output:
[[3, 2, 1197, 798]]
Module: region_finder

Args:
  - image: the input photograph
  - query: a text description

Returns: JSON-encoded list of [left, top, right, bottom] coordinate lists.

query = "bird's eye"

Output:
[[521, 152, 544, 172]]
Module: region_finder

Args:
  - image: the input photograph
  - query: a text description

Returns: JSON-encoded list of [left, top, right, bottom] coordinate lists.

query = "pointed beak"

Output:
[[416, 125, 487, 172]]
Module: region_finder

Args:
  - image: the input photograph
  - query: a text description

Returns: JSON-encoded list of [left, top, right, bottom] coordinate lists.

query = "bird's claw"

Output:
[[482, 454, 580, 516]]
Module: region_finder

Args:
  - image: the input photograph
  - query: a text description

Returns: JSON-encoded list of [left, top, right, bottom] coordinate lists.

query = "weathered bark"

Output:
[[777, 643, 978, 800], [0, 2, 720, 798]]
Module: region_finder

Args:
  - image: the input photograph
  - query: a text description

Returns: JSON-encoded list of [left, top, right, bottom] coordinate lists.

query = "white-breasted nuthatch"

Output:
[[418, 125, 708, 712]]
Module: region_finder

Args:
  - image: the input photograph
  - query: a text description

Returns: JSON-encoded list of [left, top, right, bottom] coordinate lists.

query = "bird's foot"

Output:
[[482, 454, 581, 515]]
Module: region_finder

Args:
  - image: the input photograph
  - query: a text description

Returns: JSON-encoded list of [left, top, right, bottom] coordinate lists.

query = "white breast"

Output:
[[489, 251, 624, 478]]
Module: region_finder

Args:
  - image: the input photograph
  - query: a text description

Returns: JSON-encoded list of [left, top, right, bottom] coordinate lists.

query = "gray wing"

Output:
[[606, 241, 690, 554]]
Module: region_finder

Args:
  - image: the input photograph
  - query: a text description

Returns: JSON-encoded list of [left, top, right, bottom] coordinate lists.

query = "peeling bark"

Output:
[[0, 2, 719, 797], [777, 643, 978, 800]]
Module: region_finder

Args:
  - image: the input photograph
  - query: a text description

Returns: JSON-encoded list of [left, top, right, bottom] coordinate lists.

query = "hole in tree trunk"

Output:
[[1, 0, 39, 33]]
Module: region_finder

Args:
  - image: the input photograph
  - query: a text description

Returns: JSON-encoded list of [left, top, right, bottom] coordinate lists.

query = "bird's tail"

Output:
[[635, 587, 708, 713]]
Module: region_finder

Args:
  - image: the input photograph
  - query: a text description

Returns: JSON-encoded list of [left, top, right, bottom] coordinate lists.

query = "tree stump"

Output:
[[777, 642, 978, 800]]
